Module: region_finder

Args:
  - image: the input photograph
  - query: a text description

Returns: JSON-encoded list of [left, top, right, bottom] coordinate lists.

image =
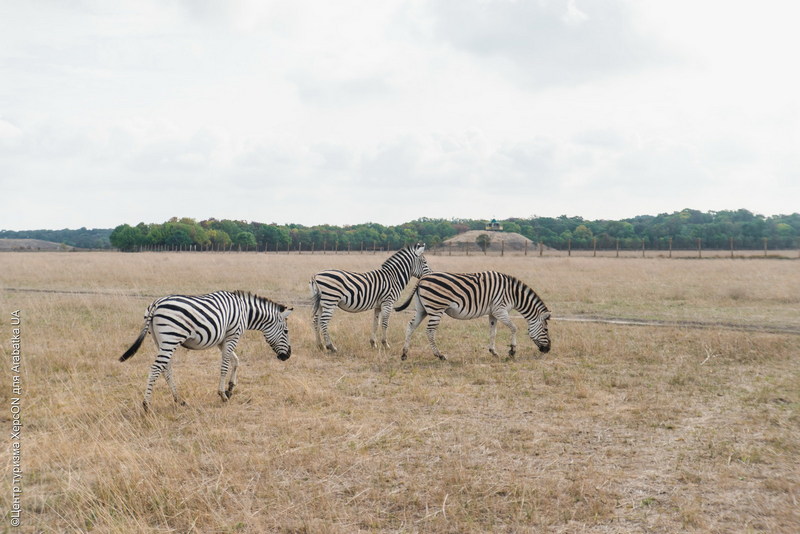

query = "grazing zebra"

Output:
[[310, 243, 431, 352], [394, 271, 551, 360], [120, 290, 292, 411]]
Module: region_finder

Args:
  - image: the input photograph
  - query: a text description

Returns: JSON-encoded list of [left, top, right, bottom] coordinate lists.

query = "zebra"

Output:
[[120, 290, 292, 411], [310, 243, 431, 352], [394, 271, 551, 361]]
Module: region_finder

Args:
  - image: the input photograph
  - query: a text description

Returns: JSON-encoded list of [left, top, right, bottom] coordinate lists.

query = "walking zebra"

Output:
[[120, 290, 292, 411], [394, 271, 551, 360], [310, 243, 431, 352]]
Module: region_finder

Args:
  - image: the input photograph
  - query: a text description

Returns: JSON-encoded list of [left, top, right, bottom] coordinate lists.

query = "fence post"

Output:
[[539, 242, 543, 257], [593, 237, 597, 257], [616, 239, 620, 258], [642, 239, 645, 258], [730, 236, 734, 258], [668, 237, 672, 258], [501, 240, 505, 257], [763, 237, 768, 257], [568, 238, 571, 257], [697, 238, 702, 258]]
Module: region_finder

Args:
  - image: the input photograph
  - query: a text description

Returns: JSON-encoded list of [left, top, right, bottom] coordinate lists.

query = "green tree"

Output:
[[233, 231, 257, 250], [207, 229, 232, 250], [110, 224, 143, 252], [476, 234, 492, 254]]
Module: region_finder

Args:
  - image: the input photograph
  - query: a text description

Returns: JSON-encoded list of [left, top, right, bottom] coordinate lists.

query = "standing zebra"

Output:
[[120, 290, 292, 411], [310, 243, 431, 352], [394, 271, 551, 360]]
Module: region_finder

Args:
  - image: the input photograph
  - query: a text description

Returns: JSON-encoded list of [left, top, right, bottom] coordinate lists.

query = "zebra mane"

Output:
[[381, 243, 425, 270], [233, 290, 288, 312]]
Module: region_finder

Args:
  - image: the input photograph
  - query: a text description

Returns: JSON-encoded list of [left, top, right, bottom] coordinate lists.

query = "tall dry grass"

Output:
[[1, 252, 798, 533]]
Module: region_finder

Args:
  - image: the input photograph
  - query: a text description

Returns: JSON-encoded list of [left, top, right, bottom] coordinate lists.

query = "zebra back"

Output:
[[312, 243, 429, 309]]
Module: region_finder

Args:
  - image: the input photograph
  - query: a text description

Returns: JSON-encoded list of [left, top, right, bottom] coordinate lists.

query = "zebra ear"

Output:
[[541, 312, 551, 321], [415, 242, 426, 255], [280, 306, 293, 319]]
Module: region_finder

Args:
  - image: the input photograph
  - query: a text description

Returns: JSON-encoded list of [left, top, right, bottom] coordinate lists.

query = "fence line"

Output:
[[129, 241, 800, 259]]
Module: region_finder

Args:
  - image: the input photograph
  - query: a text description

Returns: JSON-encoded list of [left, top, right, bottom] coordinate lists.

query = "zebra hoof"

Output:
[[401, 352, 408, 361], [436, 354, 447, 361], [382, 341, 391, 349], [489, 348, 499, 357], [326, 345, 338, 353], [370, 340, 377, 348], [224, 390, 234, 400], [142, 401, 150, 413], [509, 347, 517, 357]]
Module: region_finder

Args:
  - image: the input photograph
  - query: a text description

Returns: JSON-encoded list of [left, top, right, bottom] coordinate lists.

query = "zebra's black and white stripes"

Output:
[[310, 243, 431, 352], [394, 271, 551, 360], [120, 290, 292, 411]]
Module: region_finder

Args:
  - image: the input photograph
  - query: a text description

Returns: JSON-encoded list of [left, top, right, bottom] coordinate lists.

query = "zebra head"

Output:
[[527, 311, 551, 353], [410, 242, 431, 278], [263, 305, 293, 360], [242, 292, 293, 361]]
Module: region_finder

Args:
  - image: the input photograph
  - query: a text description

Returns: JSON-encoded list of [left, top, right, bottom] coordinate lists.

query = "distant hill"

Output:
[[0, 239, 75, 251], [0, 228, 112, 249], [442, 230, 547, 252]]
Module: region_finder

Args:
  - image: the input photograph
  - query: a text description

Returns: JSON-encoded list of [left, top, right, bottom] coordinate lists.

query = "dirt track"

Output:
[[5, 286, 800, 336]]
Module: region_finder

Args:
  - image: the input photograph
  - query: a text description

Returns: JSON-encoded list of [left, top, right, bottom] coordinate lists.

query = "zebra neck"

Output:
[[381, 253, 413, 286], [242, 298, 265, 330], [513, 285, 547, 321]]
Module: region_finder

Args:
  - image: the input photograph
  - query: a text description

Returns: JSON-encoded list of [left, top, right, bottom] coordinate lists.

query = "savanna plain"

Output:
[[1, 251, 798, 533]]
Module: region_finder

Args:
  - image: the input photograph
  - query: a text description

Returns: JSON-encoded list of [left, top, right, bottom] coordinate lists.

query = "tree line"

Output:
[[106, 209, 800, 252], [3, 209, 798, 252]]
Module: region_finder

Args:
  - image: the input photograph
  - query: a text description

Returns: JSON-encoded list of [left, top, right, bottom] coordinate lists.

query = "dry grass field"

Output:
[[1, 251, 799, 533]]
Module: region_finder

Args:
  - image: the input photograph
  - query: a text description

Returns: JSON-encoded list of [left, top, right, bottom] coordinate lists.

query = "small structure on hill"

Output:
[[485, 219, 503, 231]]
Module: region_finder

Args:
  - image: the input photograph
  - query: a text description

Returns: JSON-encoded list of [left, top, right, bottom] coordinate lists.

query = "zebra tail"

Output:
[[394, 284, 418, 312], [120, 311, 152, 362], [309, 278, 321, 319]]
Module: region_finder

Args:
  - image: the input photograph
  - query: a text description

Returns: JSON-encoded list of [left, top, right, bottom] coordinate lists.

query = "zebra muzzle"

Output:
[[277, 349, 291, 361]]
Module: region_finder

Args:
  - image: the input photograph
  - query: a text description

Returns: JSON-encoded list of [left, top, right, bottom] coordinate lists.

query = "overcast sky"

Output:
[[1, 0, 798, 231]]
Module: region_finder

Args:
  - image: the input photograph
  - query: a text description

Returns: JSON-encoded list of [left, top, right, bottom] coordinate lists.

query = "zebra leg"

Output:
[[488, 315, 499, 357], [225, 351, 240, 399], [143, 349, 173, 411], [425, 314, 447, 361], [370, 307, 380, 348], [379, 301, 392, 349], [312, 304, 325, 350], [163, 362, 186, 406], [496, 311, 518, 357], [218, 347, 234, 402], [318, 304, 338, 353], [401, 306, 427, 360]]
